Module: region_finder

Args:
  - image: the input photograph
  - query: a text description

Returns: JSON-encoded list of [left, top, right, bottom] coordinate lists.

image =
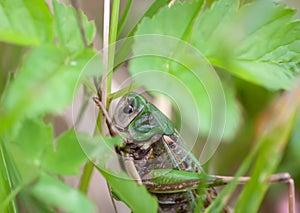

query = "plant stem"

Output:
[[117, 0, 132, 37], [79, 161, 94, 194], [78, 111, 103, 194], [79, 0, 119, 194], [78, 0, 122, 209], [0, 142, 18, 213], [101, 0, 110, 104], [101, 0, 120, 134], [100, 1, 121, 212], [1, 183, 23, 212], [105, 0, 121, 98]]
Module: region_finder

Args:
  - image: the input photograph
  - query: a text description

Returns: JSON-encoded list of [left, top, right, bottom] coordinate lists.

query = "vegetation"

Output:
[[0, 0, 299, 212]]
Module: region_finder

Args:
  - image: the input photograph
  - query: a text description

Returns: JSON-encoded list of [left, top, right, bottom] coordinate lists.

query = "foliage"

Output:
[[130, 0, 300, 139], [0, 0, 97, 212], [0, 0, 299, 213]]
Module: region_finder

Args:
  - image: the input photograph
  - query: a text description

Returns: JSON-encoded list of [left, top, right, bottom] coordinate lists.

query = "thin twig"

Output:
[[101, 0, 111, 136], [117, 0, 132, 37], [106, 181, 119, 213]]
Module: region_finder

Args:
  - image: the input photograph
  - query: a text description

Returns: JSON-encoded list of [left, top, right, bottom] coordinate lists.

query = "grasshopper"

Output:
[[94, 91, 295, 213]]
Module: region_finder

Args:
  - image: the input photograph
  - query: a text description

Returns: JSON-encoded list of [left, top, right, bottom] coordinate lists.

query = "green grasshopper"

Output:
[[94, 91, 295, 213]]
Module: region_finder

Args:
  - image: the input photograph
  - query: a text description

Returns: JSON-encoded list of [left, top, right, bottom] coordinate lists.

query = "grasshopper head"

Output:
[[113, 92, 174, 143], [112, 92, 147, 131]]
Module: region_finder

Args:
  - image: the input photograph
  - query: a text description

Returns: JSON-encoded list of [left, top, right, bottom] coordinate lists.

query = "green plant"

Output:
[[0, 0, 299, 212]]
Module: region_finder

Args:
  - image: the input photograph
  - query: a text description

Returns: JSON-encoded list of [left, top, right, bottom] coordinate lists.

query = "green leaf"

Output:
[[192, 0, 300, 90], [78, 134, 158, 212], [0, 46, 96, 134], [100, 170, 158, 213], [206, 85, 300, 213], [115, 0, 170, 66], [222, 82, 242, 140], [17, 193, 54, 213], [235, 87, 300, 213], [0, 143, 18, 213], [134, 1, 203, 38], [192, 0, 238, 57], [0, 43, 25, 98], [0, 0, 53, 46], [279, 113, 300, 177], [121, 0, 171, 38], [78, 134, 123, 168], [130, 0, 206, 129], [29, 172, 96, 213], [130, 1, 239, 140], [8, 119, 53, 181], [5, 120, 93, 211], [42, 129, 87, 175], [53, 0, 96, 53]]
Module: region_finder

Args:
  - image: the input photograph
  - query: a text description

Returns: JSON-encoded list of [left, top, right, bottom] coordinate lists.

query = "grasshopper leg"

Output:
[[123, 153, 143, 185], [93, 96, 120, 136], [212, 173, 295, 213], [267, 173, 295, 213]]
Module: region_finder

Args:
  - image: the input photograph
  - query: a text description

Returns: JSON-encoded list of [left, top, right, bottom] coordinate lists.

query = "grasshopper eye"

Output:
[[123, 104, 134, 114], [123, 97, 137, 114]]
